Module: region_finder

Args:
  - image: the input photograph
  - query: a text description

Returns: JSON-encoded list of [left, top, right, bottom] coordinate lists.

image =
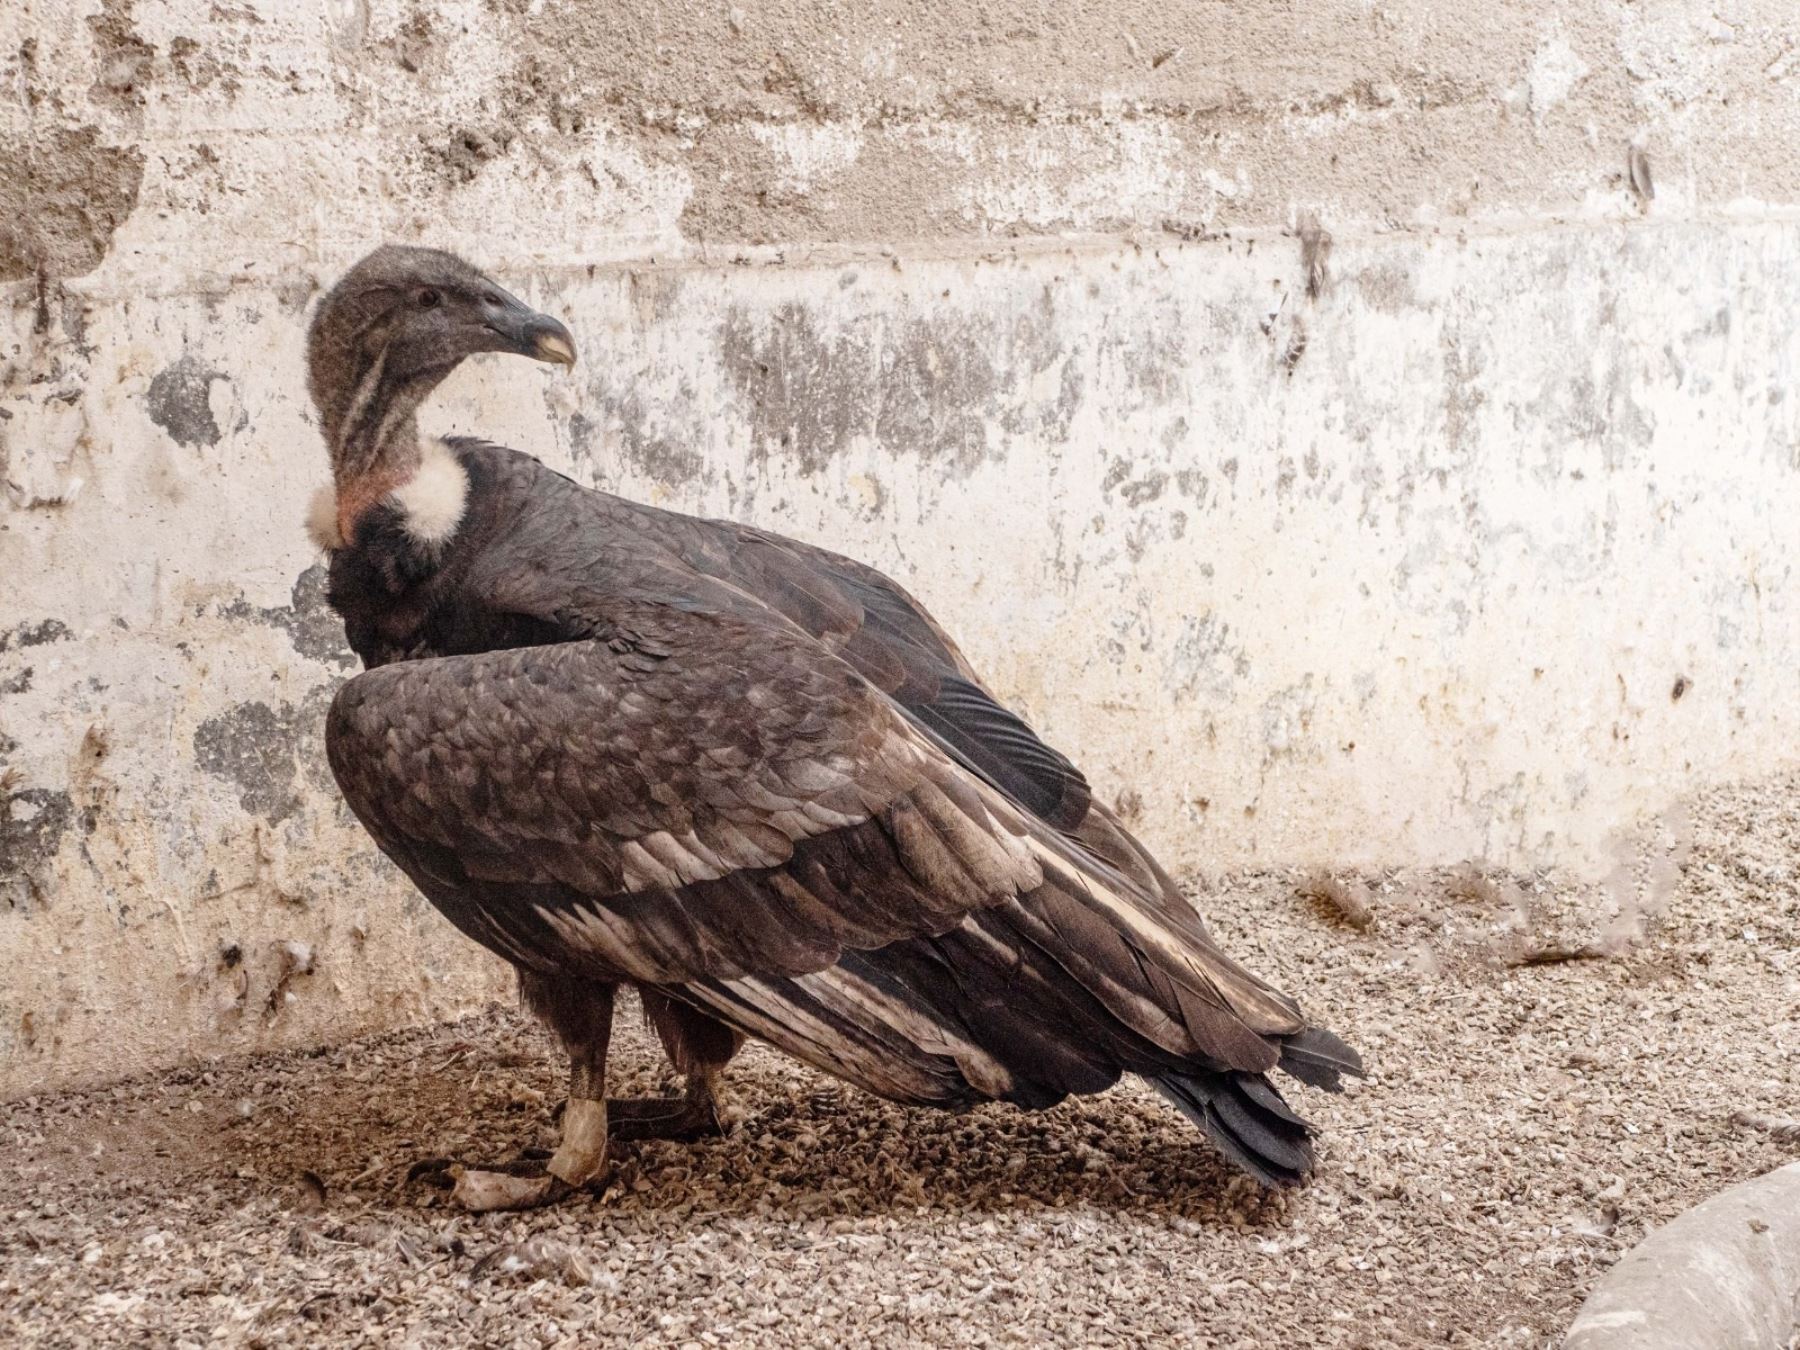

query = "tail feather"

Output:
[[1207, 1084, 1315, 1175], [1152, 1070, 1317, 1188], [1232, 1069, 1312, 1126], [1276, 1025, 1364, 1092]]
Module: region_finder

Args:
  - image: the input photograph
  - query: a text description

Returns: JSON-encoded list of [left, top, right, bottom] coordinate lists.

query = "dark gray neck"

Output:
[[325, 351, 456, 487]]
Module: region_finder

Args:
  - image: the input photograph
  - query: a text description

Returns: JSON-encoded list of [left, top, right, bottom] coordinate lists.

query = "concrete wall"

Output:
[[3, 0, 1797, 1095]]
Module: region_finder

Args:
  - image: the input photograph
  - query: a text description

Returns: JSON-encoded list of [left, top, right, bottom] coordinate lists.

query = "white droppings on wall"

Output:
[[749, 123, 866, 197], [1527, 37, 1591, 123]]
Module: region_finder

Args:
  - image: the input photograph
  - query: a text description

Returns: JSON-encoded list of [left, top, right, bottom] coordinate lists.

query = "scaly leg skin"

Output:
[[536, 1066, 728, 1141], [547, 990, 739, 1139], [613, 988, 744, 1141], [426, 974, 618, 1213], [448, 1097, 606, 1212], [410, 982, 742, 1209]]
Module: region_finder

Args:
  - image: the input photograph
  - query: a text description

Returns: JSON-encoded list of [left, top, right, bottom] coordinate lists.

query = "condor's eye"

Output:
[[416, 288, 442, 309]]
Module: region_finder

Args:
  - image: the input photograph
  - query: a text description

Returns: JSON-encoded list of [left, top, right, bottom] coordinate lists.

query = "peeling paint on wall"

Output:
[[222, 565, 357, 669], [193, 697, 318, 823], [0, 129, 145, 284]]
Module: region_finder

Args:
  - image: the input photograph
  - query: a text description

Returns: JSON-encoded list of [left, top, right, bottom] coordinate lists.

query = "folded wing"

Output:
[[325, 599, 1316, 1102]]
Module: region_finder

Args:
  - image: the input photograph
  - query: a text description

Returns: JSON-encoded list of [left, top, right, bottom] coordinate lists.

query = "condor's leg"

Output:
[[606, 987, 745, 1141], [438, 972, 617, 1212]]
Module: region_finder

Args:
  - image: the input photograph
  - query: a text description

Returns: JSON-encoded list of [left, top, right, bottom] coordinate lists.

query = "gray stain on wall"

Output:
[[146, 355, 227, 448], [0, 620, 73, 652], [718, 299, 1067, 478], [0, 788, 74, 912], [223, 566, 354, 668], [193, 700, 310, 822]]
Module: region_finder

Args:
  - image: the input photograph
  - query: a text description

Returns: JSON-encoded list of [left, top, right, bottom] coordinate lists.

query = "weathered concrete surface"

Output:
[[1563, 1162, 1800, 1350], [3, 0, 1799, 1093]]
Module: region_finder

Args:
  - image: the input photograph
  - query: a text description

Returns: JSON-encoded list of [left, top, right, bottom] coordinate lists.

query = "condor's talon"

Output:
[[405, 1156, 458, 1190], [606, 1096, 727, 1142], [449, 1166, 577, 1212], [405, 1150, 559, 1195]]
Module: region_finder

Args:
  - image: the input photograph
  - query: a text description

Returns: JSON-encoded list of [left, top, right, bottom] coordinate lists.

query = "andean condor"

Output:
[[306, 245, 1362, 1210]]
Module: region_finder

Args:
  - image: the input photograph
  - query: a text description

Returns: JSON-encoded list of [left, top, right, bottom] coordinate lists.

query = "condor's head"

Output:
[[306, 245, 575, 537]]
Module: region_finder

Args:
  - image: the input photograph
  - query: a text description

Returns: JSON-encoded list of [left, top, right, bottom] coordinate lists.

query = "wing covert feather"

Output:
[[325, 602, 1046, 983], [704, 529, 1094, 830]]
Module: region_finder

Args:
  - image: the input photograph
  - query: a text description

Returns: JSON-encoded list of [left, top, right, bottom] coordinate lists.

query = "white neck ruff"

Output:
[[305, 437, 468, 554]]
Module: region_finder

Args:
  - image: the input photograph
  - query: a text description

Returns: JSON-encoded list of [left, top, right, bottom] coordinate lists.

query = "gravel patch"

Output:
[[3, 774, 1798, 1348]]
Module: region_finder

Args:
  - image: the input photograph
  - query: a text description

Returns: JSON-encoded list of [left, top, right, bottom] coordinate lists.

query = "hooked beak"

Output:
[[482, 292, 577, 368], [524, 315, 577, 367]]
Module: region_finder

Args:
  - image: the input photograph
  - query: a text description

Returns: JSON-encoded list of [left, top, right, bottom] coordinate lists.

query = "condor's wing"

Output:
[[703, 526, 1215, 923], [689, 524, 1095, 832], [682, 522, 1207, 899], [327, 600, 1044, 982], [451, 446, 1194, 913], [323, 600, 1322, 1102]]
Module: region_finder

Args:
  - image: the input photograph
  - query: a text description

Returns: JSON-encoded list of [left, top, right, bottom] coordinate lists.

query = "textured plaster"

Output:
[[2, 0, 1797, 1094]]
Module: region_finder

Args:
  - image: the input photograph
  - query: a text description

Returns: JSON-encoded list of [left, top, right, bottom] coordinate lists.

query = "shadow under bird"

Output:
[[306, 245, 1363, 1211]]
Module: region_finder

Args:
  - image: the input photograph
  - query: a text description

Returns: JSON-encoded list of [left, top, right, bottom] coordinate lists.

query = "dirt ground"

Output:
[[2, 775, 1797, 1349]]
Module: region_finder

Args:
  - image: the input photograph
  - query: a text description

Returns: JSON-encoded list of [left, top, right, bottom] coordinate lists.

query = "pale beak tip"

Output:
[[534, 332, 577, 368]]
